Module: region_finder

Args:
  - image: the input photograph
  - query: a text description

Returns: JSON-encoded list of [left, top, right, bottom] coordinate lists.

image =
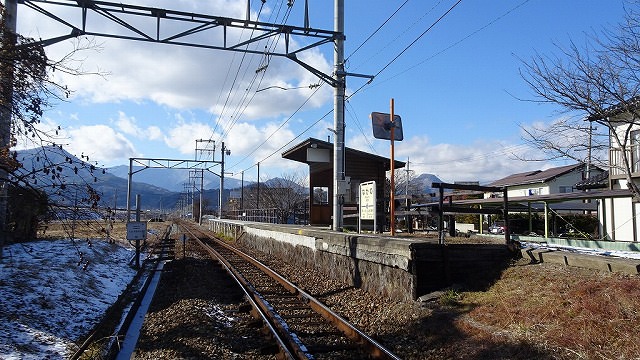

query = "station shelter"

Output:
[[282, 137, 405, 229]]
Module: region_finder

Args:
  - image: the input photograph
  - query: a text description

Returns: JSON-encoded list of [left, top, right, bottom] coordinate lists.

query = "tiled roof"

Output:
[[487, 163, 585, 187]]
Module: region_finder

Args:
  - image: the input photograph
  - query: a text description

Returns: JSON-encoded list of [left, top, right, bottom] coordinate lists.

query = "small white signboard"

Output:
[[359, 181, 376, 220], [126, 221, 147, 240], [359, 181, 377, 233]]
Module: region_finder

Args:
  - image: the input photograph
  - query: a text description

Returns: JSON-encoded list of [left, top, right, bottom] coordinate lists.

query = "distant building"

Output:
[[485, 163, 604, 200]]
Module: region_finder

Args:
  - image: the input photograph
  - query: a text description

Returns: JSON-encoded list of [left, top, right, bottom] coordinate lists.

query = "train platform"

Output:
[[206, 219, 515, 301]]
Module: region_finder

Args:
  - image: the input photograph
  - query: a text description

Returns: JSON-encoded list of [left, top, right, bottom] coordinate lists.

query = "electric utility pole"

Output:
[[195, 139, 215, 224], [0, 0, 17, 259], [333, 0, 346, 232], [219, 142, 230, 219]]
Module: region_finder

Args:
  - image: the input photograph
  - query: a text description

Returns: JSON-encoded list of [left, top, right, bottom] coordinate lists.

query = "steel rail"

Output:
[[181, 224, 300, 360], [180, 221, 401, 360]]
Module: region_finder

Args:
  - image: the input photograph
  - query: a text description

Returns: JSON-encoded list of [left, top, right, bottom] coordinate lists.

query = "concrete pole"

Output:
[[332, 0, 345, 231], [241, 170, 244, 212], [126, 158, 133, 222], [219, 141, 225, 219], [0, 0, 18, 259], [198, 169, 203, 225], [135, 194, 141, 269]]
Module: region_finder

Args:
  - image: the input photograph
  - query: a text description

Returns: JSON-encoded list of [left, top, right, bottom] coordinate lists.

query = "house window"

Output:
[[559, 186, 573, 193], [632, 130, 640, 173]]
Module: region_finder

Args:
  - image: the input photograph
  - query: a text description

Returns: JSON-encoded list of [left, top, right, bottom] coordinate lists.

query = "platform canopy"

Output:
[[282, 137, 405, 170]]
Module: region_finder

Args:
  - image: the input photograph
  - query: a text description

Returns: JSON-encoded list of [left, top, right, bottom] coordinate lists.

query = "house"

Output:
[[587, 99, 640, 242], [485, 163, 604, 201]]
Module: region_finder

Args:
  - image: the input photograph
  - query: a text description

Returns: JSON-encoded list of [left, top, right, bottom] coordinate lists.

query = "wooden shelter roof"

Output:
[[281, 137, 405, 170]]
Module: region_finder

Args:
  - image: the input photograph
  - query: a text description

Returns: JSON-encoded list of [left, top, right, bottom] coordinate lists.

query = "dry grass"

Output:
[[461, 258, 640, 359], [39, 219, 169, 245]]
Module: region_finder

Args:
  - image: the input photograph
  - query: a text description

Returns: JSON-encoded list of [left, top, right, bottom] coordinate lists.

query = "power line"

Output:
[[372, 0, 462, 78], [344, 0, 412, 63], [346, 101, 378, 154], [216, 1, 296, 143], [369, 0, 531, 89], [229, 1, 462, 174], [209, 2, 269, 141], [238, 105, 334, 174], [229, 83, 326, 172]]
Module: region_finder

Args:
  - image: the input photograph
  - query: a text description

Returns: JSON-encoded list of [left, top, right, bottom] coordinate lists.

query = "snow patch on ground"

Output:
[[521, 241, 640, 260], [0, 239, 136, 360]]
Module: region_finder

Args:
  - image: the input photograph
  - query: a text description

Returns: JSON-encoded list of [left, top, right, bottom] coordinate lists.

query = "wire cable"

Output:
[[369, 0, 531, 89], [229, 82, 326, 171], [229, 0, 463, 173], [372, 0, 462, 78], [344, 0, 411, 63], [216, 1, 296, 143]]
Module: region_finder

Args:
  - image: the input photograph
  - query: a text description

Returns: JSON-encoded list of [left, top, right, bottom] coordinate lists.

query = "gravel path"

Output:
[[133, 239, 278, 359]]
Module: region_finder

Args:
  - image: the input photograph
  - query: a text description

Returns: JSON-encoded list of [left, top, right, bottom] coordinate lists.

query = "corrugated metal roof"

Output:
[[586, 96, 640, 121], [487, 163, 585, 187]]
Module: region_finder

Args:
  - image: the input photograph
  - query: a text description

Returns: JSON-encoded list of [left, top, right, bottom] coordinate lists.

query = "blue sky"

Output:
[[14, 0, 629, 184]]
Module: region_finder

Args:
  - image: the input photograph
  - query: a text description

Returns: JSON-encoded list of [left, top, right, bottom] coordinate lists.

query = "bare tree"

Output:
[[259, 171, 308, 224], [393, 167, 423, 197], [519, 118, 609, 169], [519, 3, 640, 200], [1, 5, 105, 255]]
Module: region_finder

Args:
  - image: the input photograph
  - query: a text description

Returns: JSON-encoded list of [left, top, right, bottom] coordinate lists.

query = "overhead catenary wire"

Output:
[[209, 1, 269, 141], [229, 82, 327, 172], [226, 0, 539, 177], [229, 0, 464, 174], [205, 0, 291, 146], [215, 1, 297, 143]]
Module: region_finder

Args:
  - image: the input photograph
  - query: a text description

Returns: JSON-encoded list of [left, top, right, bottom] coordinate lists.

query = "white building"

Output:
[[589, 102, 640, 242], [485, 163, 603, 200]]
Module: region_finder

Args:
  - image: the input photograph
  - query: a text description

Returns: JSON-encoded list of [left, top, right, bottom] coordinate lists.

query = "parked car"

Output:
[[489, 221, 505, 234]]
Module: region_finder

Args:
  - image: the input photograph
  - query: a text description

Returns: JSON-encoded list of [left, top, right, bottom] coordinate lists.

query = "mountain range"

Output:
[[15, 147, 443, 211]]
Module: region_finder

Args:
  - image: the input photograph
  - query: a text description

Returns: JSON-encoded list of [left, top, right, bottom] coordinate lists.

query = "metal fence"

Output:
[[226, 208, 308, 225]]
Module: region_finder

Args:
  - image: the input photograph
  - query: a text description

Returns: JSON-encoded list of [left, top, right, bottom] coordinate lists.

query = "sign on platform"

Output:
[[359, 181, 376, 220], [126, 221, 147, 240]]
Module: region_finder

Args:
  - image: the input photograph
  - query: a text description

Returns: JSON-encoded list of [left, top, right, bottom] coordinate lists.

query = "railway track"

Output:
[[179, 220, 400, 360]]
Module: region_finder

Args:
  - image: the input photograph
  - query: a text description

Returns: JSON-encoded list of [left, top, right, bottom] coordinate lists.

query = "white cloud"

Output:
[[146, 126, 163, 141], [348, 134, 553, 184], [66, 125, 138, 166], [163, 121, 216, 155], [113, 111, 167, 142], [225, 120, 301, 168], [115, 111, 141, 136], [19, 1, 333, 120]]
